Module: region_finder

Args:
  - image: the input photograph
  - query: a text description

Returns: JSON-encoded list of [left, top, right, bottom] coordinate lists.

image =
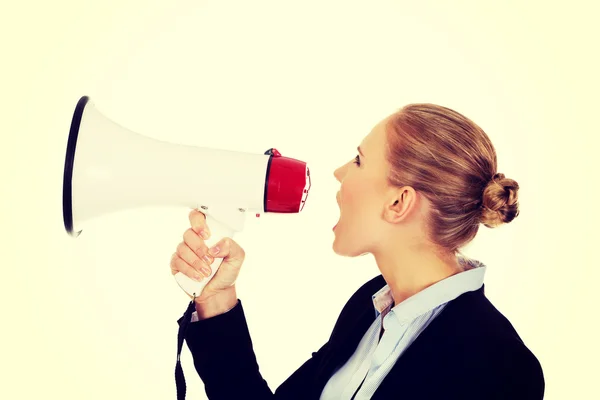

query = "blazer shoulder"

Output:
[[442, 289, 545, 397], [458, 289, 530, 344], [476, 329, 546, 399]]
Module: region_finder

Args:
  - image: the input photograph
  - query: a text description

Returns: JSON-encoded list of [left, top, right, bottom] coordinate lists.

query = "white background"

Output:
[[1, 1, 598, 399]]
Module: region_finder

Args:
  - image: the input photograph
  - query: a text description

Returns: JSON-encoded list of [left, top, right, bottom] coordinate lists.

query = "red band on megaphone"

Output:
[[263, 149, 310, 213]]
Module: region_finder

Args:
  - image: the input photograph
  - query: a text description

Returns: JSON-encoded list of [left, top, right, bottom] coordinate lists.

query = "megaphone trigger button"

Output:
[[264, 148, 282, 157]]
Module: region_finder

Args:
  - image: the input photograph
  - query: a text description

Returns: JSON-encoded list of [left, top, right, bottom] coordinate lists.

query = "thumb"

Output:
[[207, 237, 246, 269]]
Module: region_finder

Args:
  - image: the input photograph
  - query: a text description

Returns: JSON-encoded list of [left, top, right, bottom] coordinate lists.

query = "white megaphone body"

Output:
[[62, 96, 311, 298]]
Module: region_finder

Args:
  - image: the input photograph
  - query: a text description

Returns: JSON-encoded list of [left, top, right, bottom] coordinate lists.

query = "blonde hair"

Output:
[[385, 104, 519, 254]]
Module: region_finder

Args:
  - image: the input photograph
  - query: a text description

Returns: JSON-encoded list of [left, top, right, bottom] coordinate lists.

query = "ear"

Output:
[[382, 186, 417, 224]]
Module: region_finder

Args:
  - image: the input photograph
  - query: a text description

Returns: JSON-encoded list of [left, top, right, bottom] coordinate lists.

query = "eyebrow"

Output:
[[357, 146, 364, 157]]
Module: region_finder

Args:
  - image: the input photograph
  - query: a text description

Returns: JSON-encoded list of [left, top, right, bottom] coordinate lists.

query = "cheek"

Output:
[[340, 184, 358, 213], [334, 191, 381, 256], [341, 182, 377, 220]]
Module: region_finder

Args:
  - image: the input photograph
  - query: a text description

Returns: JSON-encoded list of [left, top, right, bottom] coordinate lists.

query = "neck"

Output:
[[372, 242, 462, 307]]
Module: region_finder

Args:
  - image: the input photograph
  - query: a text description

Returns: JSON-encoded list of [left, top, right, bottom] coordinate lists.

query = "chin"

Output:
[[332, 237, 370, 258]]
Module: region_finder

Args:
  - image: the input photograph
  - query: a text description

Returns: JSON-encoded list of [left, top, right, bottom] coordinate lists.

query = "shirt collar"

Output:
[[371, 255, 486, 323]]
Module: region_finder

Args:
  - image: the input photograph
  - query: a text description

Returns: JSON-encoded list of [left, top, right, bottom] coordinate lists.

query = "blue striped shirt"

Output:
[[319, 255, 486, 400]]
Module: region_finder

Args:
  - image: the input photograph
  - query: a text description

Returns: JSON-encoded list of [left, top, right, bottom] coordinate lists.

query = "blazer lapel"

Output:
[[312, 304, 375, 398], [312, 276, 387, 398], [369, 285, 485, 399]]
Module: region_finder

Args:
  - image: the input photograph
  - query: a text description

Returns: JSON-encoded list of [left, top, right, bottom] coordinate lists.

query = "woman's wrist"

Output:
[[194, 286, 238, 320]]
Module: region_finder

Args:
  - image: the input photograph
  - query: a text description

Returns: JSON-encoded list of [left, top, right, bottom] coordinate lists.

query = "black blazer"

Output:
[[176, 274, 545, 399]]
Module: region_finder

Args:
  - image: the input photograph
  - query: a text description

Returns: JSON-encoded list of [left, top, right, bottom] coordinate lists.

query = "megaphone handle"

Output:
[[174, 213, 235, 299]]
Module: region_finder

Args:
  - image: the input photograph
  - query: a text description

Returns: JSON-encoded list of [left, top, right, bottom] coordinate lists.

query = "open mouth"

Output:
[[334, 193, 340, 230]]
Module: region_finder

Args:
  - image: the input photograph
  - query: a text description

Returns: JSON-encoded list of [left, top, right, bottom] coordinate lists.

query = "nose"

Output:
[[334, 164, 345, 183]]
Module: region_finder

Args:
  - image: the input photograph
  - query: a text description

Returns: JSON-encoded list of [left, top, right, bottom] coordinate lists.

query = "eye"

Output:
[[353, 155, 361, 166]]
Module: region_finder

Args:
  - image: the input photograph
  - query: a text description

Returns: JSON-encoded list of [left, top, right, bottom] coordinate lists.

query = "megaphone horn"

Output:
[[62, 95, 311, 298]]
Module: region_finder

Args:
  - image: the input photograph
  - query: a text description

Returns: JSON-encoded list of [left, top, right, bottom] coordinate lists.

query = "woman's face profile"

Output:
[[332, 116, 396, 257]]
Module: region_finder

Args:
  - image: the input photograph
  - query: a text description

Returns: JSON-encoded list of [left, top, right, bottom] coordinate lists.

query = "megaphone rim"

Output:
[[62, 95, 89, 237]]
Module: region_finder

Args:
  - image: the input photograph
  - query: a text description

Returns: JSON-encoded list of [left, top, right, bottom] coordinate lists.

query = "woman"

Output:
[[171, 104, 545, 399]]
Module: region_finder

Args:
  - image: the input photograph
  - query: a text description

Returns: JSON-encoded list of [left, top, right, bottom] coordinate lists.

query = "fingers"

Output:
[[185, 226, 215, 263], [171, 211, 246, 290], [183, 227, 214, 261], [176, 241, 213, 278], [170, 252, 205, 282], [169, 227, 216, 282], [207, 237, 245, 264], [170, 242, 214, 282], [189, 209, 210, 239]]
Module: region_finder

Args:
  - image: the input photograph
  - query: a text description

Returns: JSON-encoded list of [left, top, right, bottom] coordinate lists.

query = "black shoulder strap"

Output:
[[175, 300, 197, 399]]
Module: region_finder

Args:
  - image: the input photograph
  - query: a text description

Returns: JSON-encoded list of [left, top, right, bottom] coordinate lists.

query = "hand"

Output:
[[170, 209, 246, 303]]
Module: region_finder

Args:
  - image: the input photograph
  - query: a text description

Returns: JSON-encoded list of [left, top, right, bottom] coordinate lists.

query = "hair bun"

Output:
[[480, 173, 520, 228]]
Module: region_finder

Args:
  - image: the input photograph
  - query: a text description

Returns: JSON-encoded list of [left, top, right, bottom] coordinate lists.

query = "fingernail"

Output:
[[200, 266, 211, 276], [194, 273, 203, 281], [209, 246, 220, 255], [202, 255, 212, 265], [200, 230, 210, 240]]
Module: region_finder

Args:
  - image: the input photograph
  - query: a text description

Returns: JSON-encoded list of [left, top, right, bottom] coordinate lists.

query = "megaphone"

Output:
[[62, 96, 311, 298]]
